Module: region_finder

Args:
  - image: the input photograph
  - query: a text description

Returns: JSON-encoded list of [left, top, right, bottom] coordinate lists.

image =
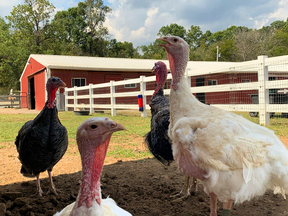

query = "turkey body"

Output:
[[145, 88, 173, 165], [145, 61, 197, 200], [169, 80, 288, 203], [15, 103, 68, 177]]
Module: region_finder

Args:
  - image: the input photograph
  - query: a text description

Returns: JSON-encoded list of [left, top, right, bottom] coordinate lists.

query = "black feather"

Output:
[[15, 102, 68, 177], [145, 88, 174, 166]]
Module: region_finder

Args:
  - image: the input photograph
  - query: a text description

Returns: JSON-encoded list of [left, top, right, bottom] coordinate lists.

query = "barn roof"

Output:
[[26, 54, 235, 72], [20, 54, 242, 82]]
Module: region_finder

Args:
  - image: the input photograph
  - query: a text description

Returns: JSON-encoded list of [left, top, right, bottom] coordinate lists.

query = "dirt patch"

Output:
[[0, 108, 39, 115], [1, 108, 288, 215], [1, 159, 288, 216]]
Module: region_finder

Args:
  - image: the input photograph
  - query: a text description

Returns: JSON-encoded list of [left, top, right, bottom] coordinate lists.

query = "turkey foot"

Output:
[[171, 176, 197, 202]]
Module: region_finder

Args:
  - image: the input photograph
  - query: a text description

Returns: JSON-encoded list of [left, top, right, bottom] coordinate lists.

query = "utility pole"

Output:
[[216, 46, 219, 62]]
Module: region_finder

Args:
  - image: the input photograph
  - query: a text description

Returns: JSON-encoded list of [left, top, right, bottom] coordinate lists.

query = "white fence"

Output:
[[64, 55, 288, 126]]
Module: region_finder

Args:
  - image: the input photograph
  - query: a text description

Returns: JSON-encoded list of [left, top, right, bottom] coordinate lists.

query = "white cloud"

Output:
[[0, 0, 23, 18], [253, 0, 288, 29], [1, 0, 288, 47]]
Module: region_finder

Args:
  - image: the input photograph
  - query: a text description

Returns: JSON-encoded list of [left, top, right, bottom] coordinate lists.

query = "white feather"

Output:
[[54, 197, 132, 216], [169, 77, 288, 204]]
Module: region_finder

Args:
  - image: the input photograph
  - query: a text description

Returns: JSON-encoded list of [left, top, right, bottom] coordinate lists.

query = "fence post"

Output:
[[185, 68, 191, 87], [56, 89, 60, 110], [74, 86, 77, 111], [258, 55, 269, 126], [140, 76, 147, 118], [89, 84, 94, 114], [64, 87, 68, 111], [110, 81, 116, 116]]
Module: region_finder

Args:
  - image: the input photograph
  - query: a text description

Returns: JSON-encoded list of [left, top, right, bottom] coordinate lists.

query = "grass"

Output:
[[235, 112, 288, 137], [1, 110, 288, 160], [107, 145, 151, 159], [0, 110, 152, 159]]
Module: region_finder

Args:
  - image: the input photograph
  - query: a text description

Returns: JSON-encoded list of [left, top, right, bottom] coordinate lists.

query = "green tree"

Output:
[[157, 23, 187, 39], [52, 1, 111, 56], [186, 25, 203, 50], [0, 18, 29, 91], [7, 0, 56, 53], [268, 18, 288, 56], [140, 41, 167, 60], [106, 39, 139, 58]]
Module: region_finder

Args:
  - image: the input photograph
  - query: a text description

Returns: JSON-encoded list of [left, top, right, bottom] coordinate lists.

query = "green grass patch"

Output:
[[1, 110, 288, 162], [235, 112, 288, 137], [107, 145, 152, 159], [0, 111, 151, 143]]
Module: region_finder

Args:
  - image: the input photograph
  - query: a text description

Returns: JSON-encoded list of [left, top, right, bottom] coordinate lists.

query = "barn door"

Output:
[[28, 77, 36, 110]]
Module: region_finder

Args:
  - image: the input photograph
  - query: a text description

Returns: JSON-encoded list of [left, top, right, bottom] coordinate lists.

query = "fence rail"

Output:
[[0, 92, 27, 108], [64, 55, 288, 126]]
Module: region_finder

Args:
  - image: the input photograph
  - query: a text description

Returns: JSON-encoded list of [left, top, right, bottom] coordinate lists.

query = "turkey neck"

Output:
[[47, 87, 58, 108], [169, 63, 206, 128], [76, 137, 111, 209], [153, 69, 167, 97]]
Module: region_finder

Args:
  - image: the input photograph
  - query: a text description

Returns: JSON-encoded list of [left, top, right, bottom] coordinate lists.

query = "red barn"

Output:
[[20, 54, 235, 110]]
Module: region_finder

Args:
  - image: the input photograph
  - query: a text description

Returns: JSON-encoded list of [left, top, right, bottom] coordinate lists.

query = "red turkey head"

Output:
[[46, 77, 66, 108]]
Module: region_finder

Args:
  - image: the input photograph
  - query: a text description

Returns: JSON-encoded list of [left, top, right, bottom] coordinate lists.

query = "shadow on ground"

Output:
[[0, 158, 287, 216]]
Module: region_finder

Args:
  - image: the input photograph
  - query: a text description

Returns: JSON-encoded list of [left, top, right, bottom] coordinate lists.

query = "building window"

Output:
[[72, 78, 86, 87], [207, 80, 217, 85], [124, 79, 137, 88], [242, 79, 250, 83]]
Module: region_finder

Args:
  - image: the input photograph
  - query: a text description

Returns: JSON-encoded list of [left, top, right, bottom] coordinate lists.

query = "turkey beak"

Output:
[[157, 37, 170, 48], [56, 79, 66, 88], [110, 122, 127, 132], [59, 80, 66, 87]]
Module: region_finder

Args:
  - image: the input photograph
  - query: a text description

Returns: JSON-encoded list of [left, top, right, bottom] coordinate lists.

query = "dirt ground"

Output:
[[1, 108, 288, 216]]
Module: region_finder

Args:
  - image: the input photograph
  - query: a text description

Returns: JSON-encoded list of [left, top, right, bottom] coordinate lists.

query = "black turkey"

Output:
[[145, 61, 197, 201], [15, 76, 68, 196]]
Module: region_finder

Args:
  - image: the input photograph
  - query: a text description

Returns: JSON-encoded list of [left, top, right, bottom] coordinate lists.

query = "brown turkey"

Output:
[[15, 77, 68, 196], [145, 61, 197, 201]]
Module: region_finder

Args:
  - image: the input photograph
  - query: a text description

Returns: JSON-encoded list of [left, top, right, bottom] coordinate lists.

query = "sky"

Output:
[[1, 0, 288, 47]]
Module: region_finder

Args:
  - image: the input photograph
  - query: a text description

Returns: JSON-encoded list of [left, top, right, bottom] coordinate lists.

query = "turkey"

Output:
[[54, 117, 132, 216], [158, 35, 288, 216], [15, 76, 68, 196], [145, 61, 197, 200]]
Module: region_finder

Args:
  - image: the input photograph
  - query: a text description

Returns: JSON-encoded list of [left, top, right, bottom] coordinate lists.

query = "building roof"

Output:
[[27, 54, 236, 72]]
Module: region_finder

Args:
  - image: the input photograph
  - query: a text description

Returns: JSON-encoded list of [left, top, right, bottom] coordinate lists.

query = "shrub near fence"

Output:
[[64, 55, 288, 126]]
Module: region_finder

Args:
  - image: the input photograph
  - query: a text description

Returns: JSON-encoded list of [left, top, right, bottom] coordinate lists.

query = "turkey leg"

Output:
[[222, 199, 233, 216], [47, 170, 58, 195], [210, 192, 217, 216], [34, 174, 43, 196], [171, 176, 198, 202]]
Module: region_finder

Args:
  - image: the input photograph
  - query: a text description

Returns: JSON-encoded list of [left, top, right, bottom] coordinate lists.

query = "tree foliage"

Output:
[[1, 0, 288, 91]]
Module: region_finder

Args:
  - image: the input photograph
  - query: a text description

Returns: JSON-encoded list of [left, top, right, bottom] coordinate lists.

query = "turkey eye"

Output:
[[91, 125, 98, 129], [174, 38, 178, 42], [52, 78, 56, 82]]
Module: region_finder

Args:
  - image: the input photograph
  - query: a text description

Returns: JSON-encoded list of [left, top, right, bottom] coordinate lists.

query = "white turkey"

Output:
[[54, 117, 132, 216], [158, 35, 288, 216]]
